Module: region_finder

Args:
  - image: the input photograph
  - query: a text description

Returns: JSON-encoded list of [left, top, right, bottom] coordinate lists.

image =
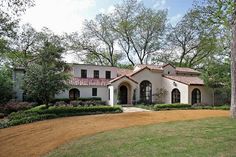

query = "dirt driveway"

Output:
[[0, 110, 228, 157]]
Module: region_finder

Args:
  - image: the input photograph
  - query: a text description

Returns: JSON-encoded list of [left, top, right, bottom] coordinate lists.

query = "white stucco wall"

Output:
[[131, 69, 163, 103], [108, 77, 138, 105], [72, 64, 117, 78], [55, 86, 109, 101], [163, 65, 176, 75], [188, 86, 213, 105], [162, 77, 189, 104]]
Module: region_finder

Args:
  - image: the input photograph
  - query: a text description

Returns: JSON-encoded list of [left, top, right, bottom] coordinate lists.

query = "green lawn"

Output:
[[46, 117, 236, 157]]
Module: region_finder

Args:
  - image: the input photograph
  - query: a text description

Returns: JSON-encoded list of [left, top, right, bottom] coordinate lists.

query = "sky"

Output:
[[21, 0, 195, 34]]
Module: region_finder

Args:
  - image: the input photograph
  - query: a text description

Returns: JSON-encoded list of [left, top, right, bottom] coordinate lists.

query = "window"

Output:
[[69, 88, 80, 100], [106, 71, 111, 79], [172, 88, 180, 103], [94, 70, 99, 78], [81, 69, 87, 78], [192, 88, 201, 105], [92, 88, 97, 96], [108, 89, 110, 100], [140, 80, 152, 103]]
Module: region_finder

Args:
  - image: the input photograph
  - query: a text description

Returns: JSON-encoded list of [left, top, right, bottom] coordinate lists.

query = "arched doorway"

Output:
[[140, 80, 152, 103], [119, 85, 128, 104], [192, 88, 201, 105], [69, 88, 80, 100], [172, 88, 180, 103]]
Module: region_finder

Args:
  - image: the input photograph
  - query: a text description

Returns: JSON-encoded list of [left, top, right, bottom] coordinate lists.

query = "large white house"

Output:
[[13, 63, 213, 106]]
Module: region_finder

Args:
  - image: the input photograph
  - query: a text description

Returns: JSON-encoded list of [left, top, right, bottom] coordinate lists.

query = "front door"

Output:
[[119, 85, 128, 104]]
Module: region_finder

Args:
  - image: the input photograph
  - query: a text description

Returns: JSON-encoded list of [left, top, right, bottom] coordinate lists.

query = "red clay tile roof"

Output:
[[69, 77, 110, 86], [116, 68, 133, 76], [129, 66, 152, 76], [136, 64, 163, 70], [109, 75, 138, 84], [164, 75, 204, 85], [176, 67, 201, 74]]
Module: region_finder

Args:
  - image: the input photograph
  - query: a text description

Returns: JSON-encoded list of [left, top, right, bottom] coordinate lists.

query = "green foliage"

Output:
[[154, 103, 191, 110], [22, 34, 70, 106], [0, 67, 12, 104], [0, 105, 122, 128], [137, 103, 230, 111]]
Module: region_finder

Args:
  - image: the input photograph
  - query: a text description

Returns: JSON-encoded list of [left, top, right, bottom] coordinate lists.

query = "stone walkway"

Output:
[[122, 107, 151, 112]]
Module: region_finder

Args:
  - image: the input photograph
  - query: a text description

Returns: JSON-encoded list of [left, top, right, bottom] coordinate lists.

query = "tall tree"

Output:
[[194, 0, 235, 117], [112, 0, 167, 65], [232, 0, 236, 118], [82, 14, 121, 66], [23, 29, 70, 107], [164, 9, 217, 68]]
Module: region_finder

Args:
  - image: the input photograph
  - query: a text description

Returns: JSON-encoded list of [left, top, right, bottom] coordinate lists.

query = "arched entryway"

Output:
[[192, 88, 201, 105], [140, 80, 152, 104], [69, 88, 80, 100], [119, 85, 128, 104], [172, 88, 180, 103]]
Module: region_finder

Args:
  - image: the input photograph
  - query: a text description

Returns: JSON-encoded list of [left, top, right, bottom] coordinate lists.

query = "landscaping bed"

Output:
[[136, 103, 230, 111], [0, 105, 122, 128]]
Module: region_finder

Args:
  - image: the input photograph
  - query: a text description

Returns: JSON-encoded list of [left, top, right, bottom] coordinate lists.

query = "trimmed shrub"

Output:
[[154, 103, 191, 111], [77, 97, 102, 101], [51, 98, 70, 104], [3, 101, 33, 114], [55, 101, 67, 106], [0, 105, 122, 128]]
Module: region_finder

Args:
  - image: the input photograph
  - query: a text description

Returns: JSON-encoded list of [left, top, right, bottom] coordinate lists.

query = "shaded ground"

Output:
[[0, 110, 228, 157]]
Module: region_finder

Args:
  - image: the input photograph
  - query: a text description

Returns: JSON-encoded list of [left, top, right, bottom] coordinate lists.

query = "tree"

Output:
[[112, 0, 167, 65], [6, 24, 39, 68], [23, 30, 70, 107], [0, 0, 35, 64], [82, 14, 121, 66], [163, 9, 217, 68], [0, 66, 12, 104], [194, 0, 235, 117]]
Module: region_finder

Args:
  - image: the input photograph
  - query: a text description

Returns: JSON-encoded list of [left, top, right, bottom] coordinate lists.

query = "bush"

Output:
[[51, 98, 70, 104], [3, 101, 33, 114], [0, 113, 4, 118], [154, 103, 191, 111], [77, 97, 102, 101], [0, 105, 122, 128]]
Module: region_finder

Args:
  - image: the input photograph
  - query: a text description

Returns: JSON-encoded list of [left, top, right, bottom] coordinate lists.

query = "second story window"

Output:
[[94, 70, 99, 78], [106, 71, 111, 79], [81, 69, 87, 78]]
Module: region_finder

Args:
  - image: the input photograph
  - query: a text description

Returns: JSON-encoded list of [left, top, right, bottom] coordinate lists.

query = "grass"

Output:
[[46, 117, 236, 157], [136, 104, 230, 111]]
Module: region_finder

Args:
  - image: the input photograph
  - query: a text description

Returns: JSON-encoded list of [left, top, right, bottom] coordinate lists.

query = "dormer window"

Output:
[[168, 71, 170, 74]]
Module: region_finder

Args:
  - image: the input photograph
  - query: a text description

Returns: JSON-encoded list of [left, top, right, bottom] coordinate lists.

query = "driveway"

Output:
[[0, 110, 228, 157], [122, 107, 151, 112]]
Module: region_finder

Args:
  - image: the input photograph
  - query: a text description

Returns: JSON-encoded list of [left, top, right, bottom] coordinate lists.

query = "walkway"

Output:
[[0, 110, 228, 157], [122, 107, 151, 112]]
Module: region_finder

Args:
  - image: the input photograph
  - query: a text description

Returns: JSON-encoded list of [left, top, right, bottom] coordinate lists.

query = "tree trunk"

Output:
[[231, 0, 236, 118]]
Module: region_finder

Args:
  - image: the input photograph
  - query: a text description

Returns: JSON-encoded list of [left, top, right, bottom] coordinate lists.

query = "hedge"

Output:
[[154, 103, 191, 111], [0, 105, 122, 129], [51, 97, 102, 104]]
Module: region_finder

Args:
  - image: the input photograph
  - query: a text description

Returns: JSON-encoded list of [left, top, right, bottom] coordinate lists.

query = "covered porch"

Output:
[[108, 75, 138, 106]]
